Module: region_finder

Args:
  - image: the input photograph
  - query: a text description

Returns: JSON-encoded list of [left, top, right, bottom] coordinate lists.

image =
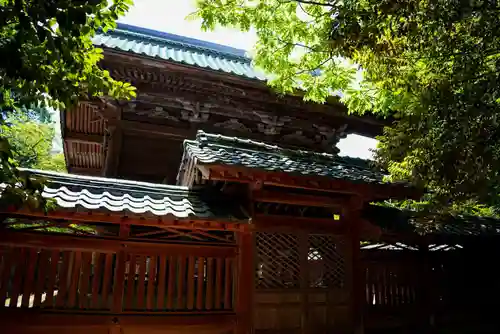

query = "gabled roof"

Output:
[[93, 23, 266, 80], [181, 131, 391, 185], [24, 169, 247, 221]]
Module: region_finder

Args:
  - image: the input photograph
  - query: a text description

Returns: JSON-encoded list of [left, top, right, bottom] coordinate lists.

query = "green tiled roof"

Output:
[[22, 169, 248, 221], [93, 23, 266, 80], [182, 131, 392, 185]]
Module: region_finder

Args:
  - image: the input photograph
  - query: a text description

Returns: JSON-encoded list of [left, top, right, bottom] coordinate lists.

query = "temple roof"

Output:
[[93, 23, 266, 80], [26, 169, 247, 221], [181, 131, 392, 185]]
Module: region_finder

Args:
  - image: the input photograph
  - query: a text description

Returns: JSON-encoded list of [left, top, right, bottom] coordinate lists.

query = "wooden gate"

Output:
[[254, 230, 352, 334]]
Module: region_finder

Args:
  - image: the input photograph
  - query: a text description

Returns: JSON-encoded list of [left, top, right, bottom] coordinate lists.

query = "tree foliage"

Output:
[[0, 0, 135, 210], [194, 0, 500, 212], [1, 113, 66, 172]]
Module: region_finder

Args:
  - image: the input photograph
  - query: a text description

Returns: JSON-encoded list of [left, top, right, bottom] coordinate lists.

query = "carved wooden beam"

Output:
[[120, 120, 196, 139]]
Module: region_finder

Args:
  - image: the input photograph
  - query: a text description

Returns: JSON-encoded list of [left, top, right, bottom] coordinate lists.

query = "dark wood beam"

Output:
[[254, 189, 348, 208], [65, 131, 103, 144], [253, 214, 347, 234], [0, 311, 235, 330], [120, 120, 196, 139], [0, 231, 236, 257]]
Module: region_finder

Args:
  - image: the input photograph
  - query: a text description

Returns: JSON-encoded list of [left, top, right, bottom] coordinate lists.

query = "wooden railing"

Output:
[[0, 233, 236, 314]]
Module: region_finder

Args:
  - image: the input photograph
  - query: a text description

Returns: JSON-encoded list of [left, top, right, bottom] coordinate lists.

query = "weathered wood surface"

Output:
[[0, 230, 237, 315], [253, 229, 352, 334]]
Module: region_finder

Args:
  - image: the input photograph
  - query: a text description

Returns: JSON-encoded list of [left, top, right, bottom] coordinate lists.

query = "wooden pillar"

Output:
[[346, 196, 364, 334], [102, 106, 123, 177], [111, 224, 130, 314], [299, 232, 310, 334], [235, 230, 254, 334]]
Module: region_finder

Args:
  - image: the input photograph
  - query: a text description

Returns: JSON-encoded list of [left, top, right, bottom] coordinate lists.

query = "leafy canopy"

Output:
[[0, 0, 135, 210], [194, 0, 500, 212], [1, 112, 66, 172]]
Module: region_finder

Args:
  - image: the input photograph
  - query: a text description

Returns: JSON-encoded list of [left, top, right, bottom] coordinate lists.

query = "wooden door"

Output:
[[253, 230, 352, 334]]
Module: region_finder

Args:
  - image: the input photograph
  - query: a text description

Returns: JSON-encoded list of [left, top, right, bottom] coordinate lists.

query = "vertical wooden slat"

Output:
[[206, 258, 214, 310], [136, 255, 146, 309], [91, 253, 104, 309], [187, 256, 195, 309], [0, 248, 13, 307], [45, 250, 60, 308], [125, 254, 137, 309], [112, 251, 127, 313], [166, 256, 175, 309], [367, 266, 373, 306], [21, 248, 39, 307], [215, 258, 223, 309], [101, 253, 114, 310], [224, 257, 232, 309], [147, 255, 157, 310], [33, 250, 49, 308], [79, 252, 92, 308], [196, 257, 205, 310], [176, 256, 185, 309], [56, 251, 71, 307], [67, 251, 82, 308], [157, 255, 167, 309], [10, 248, 26, 308]]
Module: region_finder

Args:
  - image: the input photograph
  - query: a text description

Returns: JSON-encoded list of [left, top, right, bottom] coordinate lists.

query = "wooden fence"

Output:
[[0, 233, 236, 314], [362, 243, 500, 333]]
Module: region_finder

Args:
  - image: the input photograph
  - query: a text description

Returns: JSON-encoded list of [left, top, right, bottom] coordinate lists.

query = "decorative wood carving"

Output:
[[281, 130, 315, 147], [135, 106, 181, 122], [180, 101, 210, 123], [214, 119, 251, 133], [313, 124, 349, 153]]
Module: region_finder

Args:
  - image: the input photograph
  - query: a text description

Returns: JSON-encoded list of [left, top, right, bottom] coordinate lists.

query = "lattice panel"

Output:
[[256, 232, 300, 289], [308, 234, 345, 288]]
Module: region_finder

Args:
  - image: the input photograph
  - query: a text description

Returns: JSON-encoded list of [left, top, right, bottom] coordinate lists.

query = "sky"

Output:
[[116, 0, 378, 159]]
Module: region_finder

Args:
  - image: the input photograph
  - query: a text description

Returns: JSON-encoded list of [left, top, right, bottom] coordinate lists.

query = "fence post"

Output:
[[111, 224, 130, 313], [346, 195, 364, 334], [235, 229, 254, 334]]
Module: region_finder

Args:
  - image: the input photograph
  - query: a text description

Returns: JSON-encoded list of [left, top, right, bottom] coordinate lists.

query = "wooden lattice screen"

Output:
[[308, 234, 346, 289], [256, 232, 300, 289], [256, 231, 346, 290]]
